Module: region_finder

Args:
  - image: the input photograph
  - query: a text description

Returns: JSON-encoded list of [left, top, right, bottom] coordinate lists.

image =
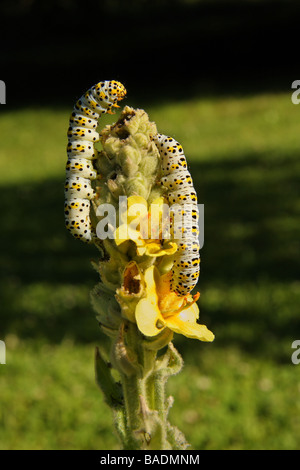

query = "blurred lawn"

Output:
[[0, 90, 299, 449]]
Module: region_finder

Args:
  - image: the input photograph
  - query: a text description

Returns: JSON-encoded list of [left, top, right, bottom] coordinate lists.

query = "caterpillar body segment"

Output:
[[65, 80, 126, 242], [153, 133, 200, 296]]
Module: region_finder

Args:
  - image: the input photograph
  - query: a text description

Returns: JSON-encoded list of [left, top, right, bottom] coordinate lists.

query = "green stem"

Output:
[[121, 372, 144, 449], [106, 322, 187, 450], [112, 323, 174, 450], [120, 323, 158, 449]]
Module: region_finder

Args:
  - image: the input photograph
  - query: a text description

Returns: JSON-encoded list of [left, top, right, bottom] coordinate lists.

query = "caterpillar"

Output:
[[64, 80, 126, 242], [153, 134, 200, 296]]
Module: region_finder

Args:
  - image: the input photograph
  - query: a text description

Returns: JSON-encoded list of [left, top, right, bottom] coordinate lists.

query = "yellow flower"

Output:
[[135, 266, 214, 342], [114, 195, 177, 257]]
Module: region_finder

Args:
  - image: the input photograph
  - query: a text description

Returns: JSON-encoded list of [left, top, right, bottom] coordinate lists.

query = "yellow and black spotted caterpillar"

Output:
[[64, 81, 199, 297], [153, 134, 200, 296], [64, 80, 126, 242]]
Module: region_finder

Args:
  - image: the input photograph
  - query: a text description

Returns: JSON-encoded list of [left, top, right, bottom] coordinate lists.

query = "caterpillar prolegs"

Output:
[[64, 80, 127, 242], [153, 134, 200, 296]]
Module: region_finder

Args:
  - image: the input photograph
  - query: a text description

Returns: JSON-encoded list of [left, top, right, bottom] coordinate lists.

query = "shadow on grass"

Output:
[[0, 178, 101, 344], [179, 151, 300, 361], [1, 150, 299, 360]]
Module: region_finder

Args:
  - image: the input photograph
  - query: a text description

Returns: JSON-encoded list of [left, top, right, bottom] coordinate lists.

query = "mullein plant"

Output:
[[65, 88, 214, 450]]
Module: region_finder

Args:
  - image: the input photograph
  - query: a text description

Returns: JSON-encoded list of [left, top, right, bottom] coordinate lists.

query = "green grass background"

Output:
[[0, 90, 299, 450]]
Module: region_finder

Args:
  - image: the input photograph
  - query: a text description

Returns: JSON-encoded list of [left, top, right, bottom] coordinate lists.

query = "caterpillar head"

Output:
[[110, 80, 127, 101]]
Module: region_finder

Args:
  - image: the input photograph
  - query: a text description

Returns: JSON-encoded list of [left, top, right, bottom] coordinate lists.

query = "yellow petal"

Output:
[[128, 202, 148, 237], [165, 304, 215, 342], [135, 298, 165, 337], [135, 266, 166, 337], [135, 266, 214, 342], [127, 195, 148, 208], [145, 241, 177, 257], [144, 242, 163, 256], [127, 197, 148, 224], [144, 265, 158, 296], [127, 226, 144, 241]]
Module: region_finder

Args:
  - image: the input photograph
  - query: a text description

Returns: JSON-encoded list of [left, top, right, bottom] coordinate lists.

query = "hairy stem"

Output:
[[110, 323, 186, 450]]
